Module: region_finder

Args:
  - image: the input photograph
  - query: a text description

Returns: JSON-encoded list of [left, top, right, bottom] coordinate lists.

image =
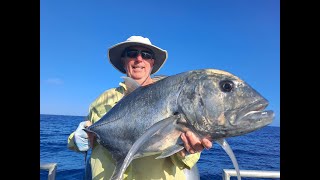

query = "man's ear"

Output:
[[150, 59, 155, 67]]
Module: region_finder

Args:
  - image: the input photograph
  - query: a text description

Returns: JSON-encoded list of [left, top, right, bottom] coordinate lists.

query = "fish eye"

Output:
[[220, 80, 234, 92]]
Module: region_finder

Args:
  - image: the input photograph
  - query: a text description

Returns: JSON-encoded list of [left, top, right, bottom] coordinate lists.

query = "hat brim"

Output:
[[108, 42, 168, 75]]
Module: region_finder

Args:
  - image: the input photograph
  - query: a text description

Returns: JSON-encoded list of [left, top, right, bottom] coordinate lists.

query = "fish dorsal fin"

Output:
[[216, 138, 241, 180], [110, 115, 181, 180], [152, 75, 168, 82], [122, 75, 167, 95], [121, 76, 141, 95]]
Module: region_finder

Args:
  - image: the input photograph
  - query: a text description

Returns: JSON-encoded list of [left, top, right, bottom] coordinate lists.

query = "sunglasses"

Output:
[[124, 49, 154, 60]]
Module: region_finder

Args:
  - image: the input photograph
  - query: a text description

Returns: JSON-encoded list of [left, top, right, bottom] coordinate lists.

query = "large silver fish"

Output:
[[85, 69, 274, 180]]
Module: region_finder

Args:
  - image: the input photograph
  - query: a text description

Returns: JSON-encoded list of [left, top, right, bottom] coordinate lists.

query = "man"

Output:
[[68, 36, 212, 180]]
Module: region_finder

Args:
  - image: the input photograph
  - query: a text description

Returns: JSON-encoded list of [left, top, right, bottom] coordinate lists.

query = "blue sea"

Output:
[[40, 114, 280, 180]]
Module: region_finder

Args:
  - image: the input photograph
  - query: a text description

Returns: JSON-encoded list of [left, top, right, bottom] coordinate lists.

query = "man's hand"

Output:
[[178, 131, 213, 158], [74, 120, 95, 151], [83, 121, 95, 148]]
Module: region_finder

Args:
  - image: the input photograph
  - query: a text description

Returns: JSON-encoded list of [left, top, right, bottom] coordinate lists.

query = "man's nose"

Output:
[[135, 54, 143, 61]]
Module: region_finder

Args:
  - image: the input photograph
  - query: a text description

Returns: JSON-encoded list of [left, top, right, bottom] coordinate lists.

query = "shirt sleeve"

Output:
[[170, 152, 201, 170], [67, 132, 79, 151]]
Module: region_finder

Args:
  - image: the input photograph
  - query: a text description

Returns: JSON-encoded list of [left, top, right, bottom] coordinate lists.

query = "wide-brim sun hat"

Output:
[[108, 36, 168, 75]]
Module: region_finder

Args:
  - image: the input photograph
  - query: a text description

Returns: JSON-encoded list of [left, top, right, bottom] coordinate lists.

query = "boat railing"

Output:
[[40, 162, 57, 180], [40, 163, 281, 180], [222, 169, 280, 180]]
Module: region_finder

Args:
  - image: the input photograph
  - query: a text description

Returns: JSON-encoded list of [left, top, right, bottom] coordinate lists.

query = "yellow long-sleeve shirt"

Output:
[[67, 80, 201, 180]]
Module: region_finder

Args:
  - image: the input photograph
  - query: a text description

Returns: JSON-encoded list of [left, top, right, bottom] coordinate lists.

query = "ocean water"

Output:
[[40, 114, 280, 180]]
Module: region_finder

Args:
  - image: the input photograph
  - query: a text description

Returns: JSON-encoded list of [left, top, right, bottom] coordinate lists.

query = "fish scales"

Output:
[[85, 69, 274, 180]]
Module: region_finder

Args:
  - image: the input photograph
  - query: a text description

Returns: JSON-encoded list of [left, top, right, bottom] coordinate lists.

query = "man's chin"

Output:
[[130, 73, 147, 79]]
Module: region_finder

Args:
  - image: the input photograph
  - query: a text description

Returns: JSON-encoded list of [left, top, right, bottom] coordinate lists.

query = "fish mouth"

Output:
[[230, 99, 275, 127]]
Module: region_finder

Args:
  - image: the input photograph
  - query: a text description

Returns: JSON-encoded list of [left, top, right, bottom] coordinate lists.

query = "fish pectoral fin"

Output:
[[155, 145, 185, 159], [110, 157, 125, 180], [111, 115, 181, 180], [216, 138, 241, 180]]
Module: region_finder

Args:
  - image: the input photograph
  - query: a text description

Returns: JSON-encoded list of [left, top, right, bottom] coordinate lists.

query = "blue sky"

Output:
[[40, 0, 280, 127]]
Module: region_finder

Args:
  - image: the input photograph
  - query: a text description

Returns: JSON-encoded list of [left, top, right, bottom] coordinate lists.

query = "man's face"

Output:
[[123, 46, 155, 80]]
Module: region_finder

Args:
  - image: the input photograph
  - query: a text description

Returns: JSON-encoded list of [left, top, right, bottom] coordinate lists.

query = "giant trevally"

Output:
[[85, 69, 274, 180]]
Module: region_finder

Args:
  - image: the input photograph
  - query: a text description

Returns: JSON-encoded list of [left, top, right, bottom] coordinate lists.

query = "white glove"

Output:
[[74, 121, 90, 151]]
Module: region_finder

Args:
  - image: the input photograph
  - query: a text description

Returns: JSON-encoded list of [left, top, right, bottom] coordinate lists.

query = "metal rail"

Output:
[[40, 163, 281, 180], [40, 163, 57, 180], [223, 169, 280, 180]]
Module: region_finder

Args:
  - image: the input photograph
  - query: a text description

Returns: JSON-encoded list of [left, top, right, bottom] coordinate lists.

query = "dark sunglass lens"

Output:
[[126, 50, 139, 58], [141, 51, 153, 59]]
